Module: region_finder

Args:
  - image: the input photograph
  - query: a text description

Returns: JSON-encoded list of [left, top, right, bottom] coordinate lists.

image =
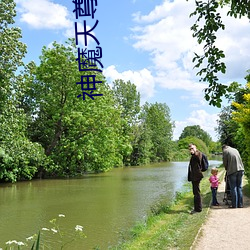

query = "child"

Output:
[[209, 168, 220, 206]]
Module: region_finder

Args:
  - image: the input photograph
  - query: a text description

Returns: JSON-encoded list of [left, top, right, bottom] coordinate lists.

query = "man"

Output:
[[222, 144, 244, 208], [188, 143, 204, 214]]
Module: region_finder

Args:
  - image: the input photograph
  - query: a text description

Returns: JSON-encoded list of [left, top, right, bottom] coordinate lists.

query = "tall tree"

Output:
[[178, 136, 209, 156], [129, 122, 153, 166], [140, 102, 174, 162], [0, 0, 47, 182], [179, 125, 212, 146], [24, 39, 127, 175], [216, 106, 240, 147], [112, 79, 140, 124], [0, 0, 26, 108], [216, 72, 250, 150], [112, 79, 140, 165], [230, 73, 250, 176]]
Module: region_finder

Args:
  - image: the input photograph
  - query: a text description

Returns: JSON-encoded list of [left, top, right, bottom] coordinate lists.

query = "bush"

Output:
[[0, 139, 49, 183]]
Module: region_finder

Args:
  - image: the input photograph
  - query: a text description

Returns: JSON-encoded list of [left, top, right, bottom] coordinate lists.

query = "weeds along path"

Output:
[[192, 174, 250, 250]]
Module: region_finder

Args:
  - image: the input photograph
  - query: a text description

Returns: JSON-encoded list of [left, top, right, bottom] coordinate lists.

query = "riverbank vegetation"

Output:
[[0, 0, 249, 183], [111, 168, 224, 249], [112, 170, 250, 250]]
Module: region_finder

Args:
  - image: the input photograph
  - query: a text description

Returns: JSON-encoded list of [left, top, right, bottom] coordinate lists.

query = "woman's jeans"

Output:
[[211, 187, 218, 205], [228, 170, 244, 208]]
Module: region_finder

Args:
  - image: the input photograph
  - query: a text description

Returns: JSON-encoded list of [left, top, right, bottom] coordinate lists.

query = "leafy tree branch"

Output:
[[189, 0, 250, 107]]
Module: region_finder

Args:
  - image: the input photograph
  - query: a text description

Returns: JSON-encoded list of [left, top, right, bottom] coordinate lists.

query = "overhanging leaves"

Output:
[[189, 0, 250, 107]]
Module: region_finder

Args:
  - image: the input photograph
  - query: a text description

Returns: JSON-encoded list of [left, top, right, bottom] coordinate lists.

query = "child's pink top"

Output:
[[209, 175, 219, 188]]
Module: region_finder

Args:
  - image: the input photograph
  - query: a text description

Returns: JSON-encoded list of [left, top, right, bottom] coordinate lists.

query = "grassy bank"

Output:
[[111, 169, 225, 250]]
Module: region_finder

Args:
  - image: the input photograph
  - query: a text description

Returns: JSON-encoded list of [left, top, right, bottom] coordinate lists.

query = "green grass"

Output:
[[243, 177, 250, 197], [111, 170, 225, 250]]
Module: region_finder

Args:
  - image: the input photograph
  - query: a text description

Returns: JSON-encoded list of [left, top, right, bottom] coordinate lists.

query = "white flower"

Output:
[[6, 240, 17, 245], [75, 225, 83, 232], [42, 228, 50, 231], [51, 228, 58, 233], [17, 242, 25, 246], [58, 214, 65, 217], [26, 236, 34, 241], [5, 240, 24, 246]]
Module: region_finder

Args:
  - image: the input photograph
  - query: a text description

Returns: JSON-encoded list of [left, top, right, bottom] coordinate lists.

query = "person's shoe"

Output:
[[238, 205, 243, 208], [212, 203, 220, 206], [228, 205, 236, 208], [190, 209, 201, 214]]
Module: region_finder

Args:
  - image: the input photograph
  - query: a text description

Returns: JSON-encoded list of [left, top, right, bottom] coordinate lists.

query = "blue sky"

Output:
[[14, 0, 250, 141]]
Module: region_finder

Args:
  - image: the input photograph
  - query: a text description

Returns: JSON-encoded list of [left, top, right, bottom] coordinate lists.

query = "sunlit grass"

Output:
[[243, 177, 250, 197], [111, 173, 219, 250], [111, 168, 250, 250]]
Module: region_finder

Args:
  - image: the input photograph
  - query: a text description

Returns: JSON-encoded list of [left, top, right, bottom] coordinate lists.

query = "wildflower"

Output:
[[75, 225, 83, 232], [42, 228, 50, 231], [51, 228, 58, 233], [26, 236, 34, 241], [17, 242, 25, 246], [58, 214, 65, 217], [6, 240, 17, 245], [5, 240, 25, 246]]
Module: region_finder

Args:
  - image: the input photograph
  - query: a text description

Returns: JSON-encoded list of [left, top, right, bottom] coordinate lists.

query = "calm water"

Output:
[[0, 160, 221, 249]]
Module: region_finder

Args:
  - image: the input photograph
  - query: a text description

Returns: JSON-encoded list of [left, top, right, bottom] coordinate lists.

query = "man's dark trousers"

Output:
[[192, 180, 202, 212]]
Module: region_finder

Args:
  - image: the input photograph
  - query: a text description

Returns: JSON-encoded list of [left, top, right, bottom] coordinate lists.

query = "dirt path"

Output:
[[192, 174, 250, 250]]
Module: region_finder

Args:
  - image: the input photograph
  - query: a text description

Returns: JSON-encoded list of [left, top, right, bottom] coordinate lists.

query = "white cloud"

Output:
[[16, 0, 71, 30], [121, 0, 250, 137], [129, 0, 207, 100], [16, 0, 97, 48], [130, 0, 250, 94], [214, 7, 250, 81], [103, 65, 155, 103], [173, 110, 219, 141], [132, 1, 176, 23]]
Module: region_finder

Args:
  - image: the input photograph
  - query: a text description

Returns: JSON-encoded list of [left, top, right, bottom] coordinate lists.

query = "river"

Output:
[[0, 160, 221, 249]]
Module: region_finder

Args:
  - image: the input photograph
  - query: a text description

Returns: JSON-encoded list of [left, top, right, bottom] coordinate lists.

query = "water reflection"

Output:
[[0, 160, 221, 249]]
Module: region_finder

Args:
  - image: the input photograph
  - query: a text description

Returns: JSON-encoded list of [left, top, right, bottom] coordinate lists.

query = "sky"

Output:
[[14, 0, 250, 141]]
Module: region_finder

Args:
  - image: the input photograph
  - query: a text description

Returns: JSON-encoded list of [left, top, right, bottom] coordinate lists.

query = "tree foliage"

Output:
[[231, 78, 250, 176], [112, 79, 140, 165], [112, 79, 140, 123], [140, 102, 174, 162], [216, 71, 250, 176], [112, 82, 174, 165], [190, 0, 250, 107], [129, 122, 153, 165], [179, 125, 212, 146], [0, 0, 197, 182], [216, 106, 240, 147], [0, 0, 27, 106], [24, 40, 127, 175], [178, 136, 209, 156], [0, 0, 48, 182]]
